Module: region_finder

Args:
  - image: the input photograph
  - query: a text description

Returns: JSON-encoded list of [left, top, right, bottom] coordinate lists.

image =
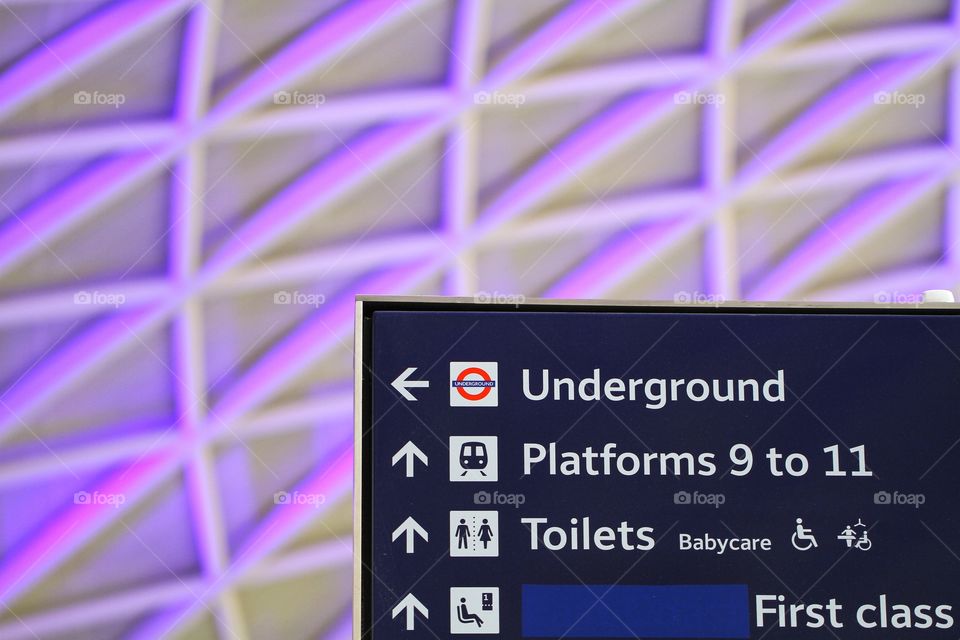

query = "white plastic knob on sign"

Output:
[[922, 290, 956, 303]]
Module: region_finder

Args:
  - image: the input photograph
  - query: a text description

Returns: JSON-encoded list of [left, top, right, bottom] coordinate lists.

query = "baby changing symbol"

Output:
[[838, 518, 872, 551]]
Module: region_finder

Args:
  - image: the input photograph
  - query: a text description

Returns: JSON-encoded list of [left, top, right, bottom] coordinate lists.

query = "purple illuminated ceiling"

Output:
[[0, 0, 958, 638]]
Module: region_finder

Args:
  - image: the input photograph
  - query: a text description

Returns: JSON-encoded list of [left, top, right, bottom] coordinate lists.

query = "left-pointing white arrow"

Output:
[[391, 516, 429, 553], [392, 593, 429, 631], [391, 367, 429, 401]]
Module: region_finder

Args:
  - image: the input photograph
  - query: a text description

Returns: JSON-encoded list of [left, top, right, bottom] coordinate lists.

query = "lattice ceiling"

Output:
[[0, 0, 958, 638]]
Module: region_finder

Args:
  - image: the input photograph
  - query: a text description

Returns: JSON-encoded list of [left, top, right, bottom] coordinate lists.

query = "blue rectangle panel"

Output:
[[522, 584, 749, 638]]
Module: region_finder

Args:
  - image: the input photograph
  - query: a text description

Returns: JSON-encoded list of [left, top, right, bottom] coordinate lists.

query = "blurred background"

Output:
[[0, 0, 958, 638]]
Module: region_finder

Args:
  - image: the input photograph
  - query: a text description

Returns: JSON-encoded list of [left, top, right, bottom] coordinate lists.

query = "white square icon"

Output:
[[450, 362, 498, 407], [450, 510, 498, 557], [449, 436, 498, 482], [450, 587, 499, 634]]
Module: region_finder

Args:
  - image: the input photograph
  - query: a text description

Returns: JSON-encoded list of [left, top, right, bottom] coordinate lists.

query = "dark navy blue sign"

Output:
[[359, 303, 960, 639]]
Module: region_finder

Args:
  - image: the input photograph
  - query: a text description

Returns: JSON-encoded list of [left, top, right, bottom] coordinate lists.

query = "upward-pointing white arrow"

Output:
[[392, 593, 428, 631], [391, 367, 429, 401], [391, 441, 428, 477], [391, 516, 428, 553]]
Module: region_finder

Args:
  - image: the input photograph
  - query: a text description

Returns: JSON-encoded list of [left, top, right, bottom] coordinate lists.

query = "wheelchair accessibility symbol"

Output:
[[791, 518, 818, 551]]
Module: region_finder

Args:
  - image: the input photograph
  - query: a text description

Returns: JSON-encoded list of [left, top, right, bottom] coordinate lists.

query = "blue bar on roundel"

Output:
[[522, 584, 749, 638]]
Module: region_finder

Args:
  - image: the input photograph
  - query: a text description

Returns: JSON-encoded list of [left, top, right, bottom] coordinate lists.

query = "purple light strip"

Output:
[[736, 54, 939, 187], [482, 0, 640, 90], [750, 171, 948, 300], [0, 152, 168, 277], [0, 448, 176, 611], [546, 218, 705, 298], [0, 0, 190, 119], [203, 118, 443, 278], [201, 0, 411, 129], [476, 91, 679, 237], [0, 304, 171, 443]]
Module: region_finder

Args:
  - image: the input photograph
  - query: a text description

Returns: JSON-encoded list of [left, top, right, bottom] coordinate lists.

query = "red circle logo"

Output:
[[456, 367, 493, 401]]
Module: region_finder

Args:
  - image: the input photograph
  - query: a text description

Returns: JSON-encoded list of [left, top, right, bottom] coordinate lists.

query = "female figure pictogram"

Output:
[[478, 518, 494, 549]]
